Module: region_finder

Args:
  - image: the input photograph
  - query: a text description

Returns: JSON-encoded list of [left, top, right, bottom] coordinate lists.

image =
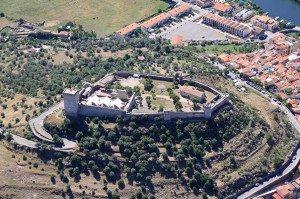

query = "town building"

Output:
[[251, 15, 279, 32], [203, 13, 252, 37], [168, 3, 192, 17], [171, 35, 183, 45], [257, 179, 300, 199], [116, 23, 141, 37], [252, 26, 265, 39], [195, 0, 213, 8], [267, 33, 299, 56], [141, 13, 171, 30], [179, 86, 205, 101], [213, 3, 232, 14], [234, 9, 254, 22]]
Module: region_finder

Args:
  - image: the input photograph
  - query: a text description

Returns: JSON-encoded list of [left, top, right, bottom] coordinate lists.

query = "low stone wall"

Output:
[[186, 79, 222, 96]]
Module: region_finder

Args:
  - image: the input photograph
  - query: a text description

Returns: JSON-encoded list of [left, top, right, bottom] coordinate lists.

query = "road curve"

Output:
[[28, 101, 77, 150]]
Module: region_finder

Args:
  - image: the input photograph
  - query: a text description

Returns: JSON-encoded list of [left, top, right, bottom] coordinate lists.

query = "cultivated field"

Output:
[[0, 0, 169, 36]]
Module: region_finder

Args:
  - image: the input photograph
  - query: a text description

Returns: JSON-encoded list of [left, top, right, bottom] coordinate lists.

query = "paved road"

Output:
[[195, 54, 300, 198], [237, 83, 300, 198], [29, 101, 77, 150], [29, 101, 64, 141], [11, 133, 37, 148]]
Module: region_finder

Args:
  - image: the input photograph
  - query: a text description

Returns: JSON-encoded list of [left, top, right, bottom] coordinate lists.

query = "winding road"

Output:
[[12, 101, 77, 151]]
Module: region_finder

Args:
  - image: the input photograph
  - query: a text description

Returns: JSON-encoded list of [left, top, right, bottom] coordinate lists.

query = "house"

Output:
[[195, 0, 213, 8], [213, 3, 232, 14], [252, 26, 265, 39], [116, 23, 141, 37], [272, 192, 283, 199], [276, 184, 293, 199], [234, 9, 254, 22], [251, 15, 279, 32], [179, 86, 205, 101], [171, 35, 183, 45]]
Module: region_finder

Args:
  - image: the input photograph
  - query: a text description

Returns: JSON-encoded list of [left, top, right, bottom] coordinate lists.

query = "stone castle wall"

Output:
[[79, 104, 126, 117], [64, 71, 230, 120]]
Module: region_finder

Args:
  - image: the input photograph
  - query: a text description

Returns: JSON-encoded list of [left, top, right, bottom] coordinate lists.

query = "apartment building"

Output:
[[234, 9, 254, 22], [203, 13, 252, 37], [141, 3, 191, 30], [141, 13, 171, 30], [116, 23, 141, 37], [168, 3, 192, 17], [195, 0, 213, 8], [251, 15, 279, 32]]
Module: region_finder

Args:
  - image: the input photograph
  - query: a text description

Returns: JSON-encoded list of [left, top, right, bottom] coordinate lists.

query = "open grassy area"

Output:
[[0, 18, 17, 29], [197, 43, 261, 55], [0, 0, 169, 36], [287, 32, 300, 39]]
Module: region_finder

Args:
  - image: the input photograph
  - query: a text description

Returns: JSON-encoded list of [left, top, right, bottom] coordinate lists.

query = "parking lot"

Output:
[[162, 21, 228, 41]]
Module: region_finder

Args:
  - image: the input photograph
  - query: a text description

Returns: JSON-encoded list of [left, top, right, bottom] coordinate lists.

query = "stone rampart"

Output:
[[125, 93, 136, 112], [79, 104, 126, 117], [211, 95, 230, 112]]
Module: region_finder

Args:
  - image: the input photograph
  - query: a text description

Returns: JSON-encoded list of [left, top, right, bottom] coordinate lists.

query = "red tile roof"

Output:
[[141, 13, 171, 29], [168, 3, 192, 16], [272, 192, 283, 199], [117, 23, 140, 36], [179, 86, 204, 97], [213, 3, 232, 12], [171, 35, 183, 45]]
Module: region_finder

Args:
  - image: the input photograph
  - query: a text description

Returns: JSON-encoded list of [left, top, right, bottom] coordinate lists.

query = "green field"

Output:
[[0, 0, 169, 36], [197, 43, 261, 55]]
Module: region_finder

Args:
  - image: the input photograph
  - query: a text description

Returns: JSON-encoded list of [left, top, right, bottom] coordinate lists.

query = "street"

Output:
[[27, 101, 77, 150]]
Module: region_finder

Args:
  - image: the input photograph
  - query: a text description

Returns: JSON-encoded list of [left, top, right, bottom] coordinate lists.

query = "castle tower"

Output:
[[63, 88, 80, 117], [203, 104, 212, 119]]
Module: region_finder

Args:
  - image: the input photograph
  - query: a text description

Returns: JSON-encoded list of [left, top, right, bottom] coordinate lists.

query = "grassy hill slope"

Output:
[[0, 0, 169, 36]]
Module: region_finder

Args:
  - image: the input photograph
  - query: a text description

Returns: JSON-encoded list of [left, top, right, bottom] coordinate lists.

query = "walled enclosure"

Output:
[[63, 71, 230, 121]]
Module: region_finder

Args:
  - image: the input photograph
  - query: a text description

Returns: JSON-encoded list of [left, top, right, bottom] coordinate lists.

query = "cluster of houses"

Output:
[[257, 177, 300, 199], [116, 3, 192, 37], [218, 33, 300, 120]]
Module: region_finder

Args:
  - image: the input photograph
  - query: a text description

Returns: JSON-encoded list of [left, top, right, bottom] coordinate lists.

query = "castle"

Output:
[[63, 71, 230, 121]]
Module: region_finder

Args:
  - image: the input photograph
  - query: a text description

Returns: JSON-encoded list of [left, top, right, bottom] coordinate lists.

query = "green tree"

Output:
[[143, 78, 153, 91]]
